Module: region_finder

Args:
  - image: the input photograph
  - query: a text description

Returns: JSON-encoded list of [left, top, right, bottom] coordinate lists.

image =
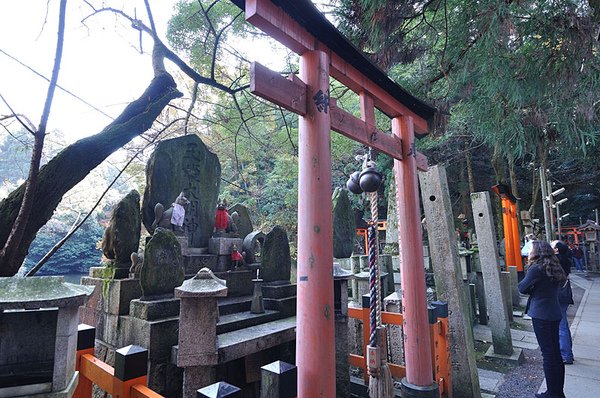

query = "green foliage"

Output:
[[337, 0, 600, 163]]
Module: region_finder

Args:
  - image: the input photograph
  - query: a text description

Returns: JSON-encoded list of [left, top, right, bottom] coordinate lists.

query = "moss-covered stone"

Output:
[[102, 190, 141, 273], [228, 203, 253, 240], [142, 135, 221, 249], [260, 226, 291, 283], [332, 188, 355, 258], [140, 228, 184, 299]]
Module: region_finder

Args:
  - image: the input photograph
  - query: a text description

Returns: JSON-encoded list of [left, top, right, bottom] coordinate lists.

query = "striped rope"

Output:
[[368, 223, 378, 348], [369, 191, 382, 326]]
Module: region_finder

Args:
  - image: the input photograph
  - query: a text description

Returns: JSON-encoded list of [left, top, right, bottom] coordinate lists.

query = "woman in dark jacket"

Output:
[[552, 240, 575, 364], [519, 240, 567, 398]]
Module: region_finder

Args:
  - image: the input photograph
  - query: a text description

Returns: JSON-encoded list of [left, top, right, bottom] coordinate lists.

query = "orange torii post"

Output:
[[233, 0, 439, 395], [492, 184, 523, 275]]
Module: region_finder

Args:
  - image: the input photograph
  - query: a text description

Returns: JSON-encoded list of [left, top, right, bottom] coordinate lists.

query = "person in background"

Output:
[[521, 234, 536, 268], [519, 240, 567, 398], [551, 240, 575, 365], [572, 244, 585, 272]]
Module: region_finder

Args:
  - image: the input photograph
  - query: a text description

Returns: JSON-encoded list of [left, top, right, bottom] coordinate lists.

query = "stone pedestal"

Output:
[[508, 266, 520, 308], [379, 254, 395, 295], [260, 361, 297, 398], [183, 254, 218, 275], [119, 298, 182, 396], [209, 237, 243, 255], [383, 291, 404, 365], [354, 271, 390, 301], [0, 277, 93, 398], [175, 268, 228, 398], [79, 274, 142, 347]]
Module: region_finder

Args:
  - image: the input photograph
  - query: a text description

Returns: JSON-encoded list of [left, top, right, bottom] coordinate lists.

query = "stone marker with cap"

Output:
[[175, 268, 228, 398]]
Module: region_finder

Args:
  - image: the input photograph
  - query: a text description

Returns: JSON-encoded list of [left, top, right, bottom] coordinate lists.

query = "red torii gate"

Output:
[[492, 183, 524, 275], [231, 0, 438, 396]]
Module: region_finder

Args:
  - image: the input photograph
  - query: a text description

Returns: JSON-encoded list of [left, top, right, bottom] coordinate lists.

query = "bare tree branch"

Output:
[[0, 0, 67, 271], [0, 48, 114, 120], [185, 82, 199, 135], [0, 94, 36, 135]]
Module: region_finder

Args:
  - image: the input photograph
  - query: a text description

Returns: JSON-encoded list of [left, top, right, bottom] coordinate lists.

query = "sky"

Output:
[[0, 0, 316, 145], [0, 0, 182, 142]]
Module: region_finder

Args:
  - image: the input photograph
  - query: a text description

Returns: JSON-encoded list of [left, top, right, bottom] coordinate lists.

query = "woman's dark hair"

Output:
[[553, 240, 569, 256], [529, 240, 567, 283]]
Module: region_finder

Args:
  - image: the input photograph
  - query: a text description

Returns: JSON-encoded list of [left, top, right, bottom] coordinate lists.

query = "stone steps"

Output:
[[262, 283, 296, 299], [218, 295, 252, 315], [217, 316, 296, 364], [264, 296, 296, 317], [216, 310, 281, 334]]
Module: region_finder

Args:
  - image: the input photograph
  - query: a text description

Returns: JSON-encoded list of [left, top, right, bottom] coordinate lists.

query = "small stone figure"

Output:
[[151, 191, 190, 234], [230, 244, 245, 269], [213, 199, 239, 237], [129, 252, 144, 278]]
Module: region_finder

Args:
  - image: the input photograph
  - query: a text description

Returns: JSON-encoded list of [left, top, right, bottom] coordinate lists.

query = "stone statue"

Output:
[[140, 228, 185, 299], [151, 191, 190, 234], [101, 190, 142, 278], [230, 244, 245, 269], [213, 199, 238, 237], [129, 252, 144, 278]]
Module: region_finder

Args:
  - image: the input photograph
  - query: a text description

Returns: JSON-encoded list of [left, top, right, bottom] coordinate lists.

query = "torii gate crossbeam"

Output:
[[232, 0, 439, 396]]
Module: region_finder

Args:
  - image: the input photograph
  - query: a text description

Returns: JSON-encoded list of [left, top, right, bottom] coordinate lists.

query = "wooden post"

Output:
[[197, 382, 242, 398], [501, 196, 515, 269], [393, 116, 438, 396], [509, 201, 523, 272], [296, 49, 335, 397], [74, 324, 95, 398], [260, 361, 297, 398]]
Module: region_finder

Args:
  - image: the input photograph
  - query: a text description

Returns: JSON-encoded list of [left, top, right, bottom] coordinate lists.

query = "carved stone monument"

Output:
[[332, 188, 355, 259], [102, 190, 142, 278], [142, 135, 221, 248], [140, 228, 185, 300], [260, 226, 292, 283]]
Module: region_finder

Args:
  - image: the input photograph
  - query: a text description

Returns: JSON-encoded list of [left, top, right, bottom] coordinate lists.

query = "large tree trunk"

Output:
[[491, 143, 507, 237], [508, 160, 522, 233], [0, 73, 182, 276], [529, 166, 540, 219], [465, 147, 475, 194]]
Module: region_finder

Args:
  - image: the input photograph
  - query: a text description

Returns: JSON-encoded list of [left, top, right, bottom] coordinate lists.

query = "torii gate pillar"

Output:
[[393, 116, 439, 396], [296, 50, 336, 397]]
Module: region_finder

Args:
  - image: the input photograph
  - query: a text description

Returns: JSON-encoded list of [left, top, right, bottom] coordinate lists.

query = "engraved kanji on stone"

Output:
[[312, 89, 330, 113]]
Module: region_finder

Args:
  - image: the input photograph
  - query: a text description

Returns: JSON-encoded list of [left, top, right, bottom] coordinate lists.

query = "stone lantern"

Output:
[[579, 220, 600, 271], [0, 276, 94, 398], [175, 268, 228, 398]]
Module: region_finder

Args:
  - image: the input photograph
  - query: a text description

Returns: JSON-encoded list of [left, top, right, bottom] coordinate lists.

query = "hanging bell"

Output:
[[359, 166, 382, 192], [346, 170, 363, 194]]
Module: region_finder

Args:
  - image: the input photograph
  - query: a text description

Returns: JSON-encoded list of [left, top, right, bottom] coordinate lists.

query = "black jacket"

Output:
[[518, 263, 561, 321]]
